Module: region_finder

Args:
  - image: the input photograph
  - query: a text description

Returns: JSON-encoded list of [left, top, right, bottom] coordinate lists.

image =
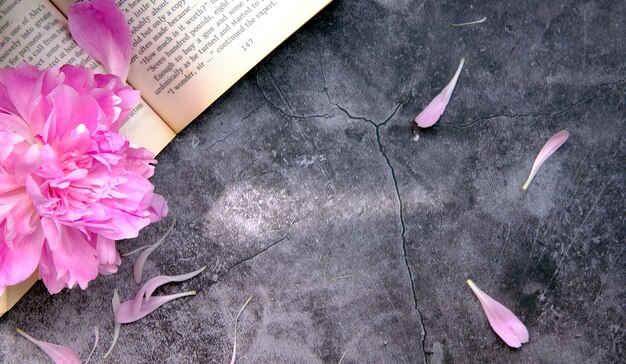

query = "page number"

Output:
[[241, 39, 254, 52]]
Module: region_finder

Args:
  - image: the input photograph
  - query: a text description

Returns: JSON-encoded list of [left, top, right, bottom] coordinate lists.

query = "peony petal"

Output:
[[84, 326, 99, 364], [16, 328, 81, 364], [116, 290, 197, 324], [68, 0, 132, 80], [415, 57, 465, 128], [102, 290, 121, 360], [522, 130, 569, 191], [132, 266, 206, 314], [230, 295, 254, 364], [133, 218, 177, 283], [0, 225, 44, 289], [467, 279, 529, 348]]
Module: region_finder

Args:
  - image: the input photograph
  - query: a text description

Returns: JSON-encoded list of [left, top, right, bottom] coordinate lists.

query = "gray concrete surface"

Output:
[[1, 0, 624, 363]]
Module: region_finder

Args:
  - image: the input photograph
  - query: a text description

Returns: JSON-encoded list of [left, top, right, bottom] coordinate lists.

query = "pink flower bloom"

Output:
[[414, 57, 465, 128], [16, 327, 82, 364], [522, 130, 569, 191], [0, 0, 167, 295], [467, 279, 529, 348]]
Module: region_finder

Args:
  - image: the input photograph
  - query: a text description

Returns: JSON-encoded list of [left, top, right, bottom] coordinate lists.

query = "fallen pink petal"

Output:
[[451, 17, 487, 27], [467, 279, 529, 348], [132, 266, 206, 314], [16, 327, 81, 364], [68, 0, 133, 80], [231, 295, 254, 364], [414, 57, 465, 128], [133, 217, 177, 284], [522, 130, 569, 190], [84, 326, 99, 364], [102, 290, 121, 360], [116, 290, 197, 324]]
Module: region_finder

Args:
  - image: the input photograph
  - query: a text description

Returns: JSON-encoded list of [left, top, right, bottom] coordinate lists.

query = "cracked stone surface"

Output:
[[1, 1, 624, 363]]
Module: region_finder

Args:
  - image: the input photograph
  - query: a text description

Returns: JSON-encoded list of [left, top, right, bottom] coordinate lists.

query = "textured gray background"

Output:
[[1, 0, 625, 363]]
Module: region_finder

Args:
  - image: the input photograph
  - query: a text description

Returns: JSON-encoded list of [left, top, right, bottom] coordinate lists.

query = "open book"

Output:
[[0, 0, 332, 316]]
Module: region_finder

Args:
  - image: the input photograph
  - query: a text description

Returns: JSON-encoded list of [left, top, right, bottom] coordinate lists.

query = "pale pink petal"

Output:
[[133, 218, 177, 283], [467, 279, 529, 348], [16, 328, 81, 364], [415, 57, 465, 128], [132, 266, 206, 314], [0, 226, 44, 289], [68, 0, 132, 80], [230, 295, 254, 364], [102, 290, 121, 360], [522, 130, 570, 190], [116, 290, 197, 324], [84, 326, 99, 364]]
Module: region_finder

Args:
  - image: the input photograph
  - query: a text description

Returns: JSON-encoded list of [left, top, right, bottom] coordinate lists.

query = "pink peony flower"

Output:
[[0, 0, 167, 295]]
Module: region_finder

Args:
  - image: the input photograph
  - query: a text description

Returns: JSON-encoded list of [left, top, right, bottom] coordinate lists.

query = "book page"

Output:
[[53, 0, 333, 133], [0, 0, 175, 154]]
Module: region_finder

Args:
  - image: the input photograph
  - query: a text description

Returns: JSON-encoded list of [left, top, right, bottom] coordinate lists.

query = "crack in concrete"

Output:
[[418, 308, 429, 364], [316, 40, 427, 359], [216, 216, 306, 282], [453, 78, 626, 129]]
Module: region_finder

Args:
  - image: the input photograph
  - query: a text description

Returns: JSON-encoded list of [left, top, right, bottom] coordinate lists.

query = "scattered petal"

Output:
[[121, 244, 151, 257], [451, 17, 487, 27], [415, 58, 465, 128], [16, 327, 81, 364], [133, 217, 177, 283], [68, 0, 132, 80], [116, 290, 197, 324], [522, 130, 569, 191], [338, 349, 350, 364], [467, 279, 529, 348], [132, 266, 206, 314], [230, 294, 254, 364], [84, 326, 99, 364], [102, 290, 121, 360]]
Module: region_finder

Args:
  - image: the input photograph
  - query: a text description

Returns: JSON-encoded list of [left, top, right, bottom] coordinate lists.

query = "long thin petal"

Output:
[[415, 57, 465, 128], [133, 218, 177, 283], [68, 0, 132, 80], [230, 295, 254, 364], [116, 291, 197, 324], [132, 266, 206, 314], [102, 290, 121, 360], [16, 328, 81, 364], [84, 326, 99, 364], [467, 279, 529, 348], [522, 130, 570, 190]]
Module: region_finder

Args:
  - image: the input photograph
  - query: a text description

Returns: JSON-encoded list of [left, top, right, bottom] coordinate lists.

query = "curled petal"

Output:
[[116, 290, 197, 324], [133, 218, 177, 283], [467, 279, 529, 348], [68, 0, 132, 80], [132, 266, 206, 314], [16, 328, 81, 364], [522, 130, 569, 190], [415, 57, 465, 128], [84, 326, 99, 364], [102, 290, 121, 360], [230, 295, 254, 364]]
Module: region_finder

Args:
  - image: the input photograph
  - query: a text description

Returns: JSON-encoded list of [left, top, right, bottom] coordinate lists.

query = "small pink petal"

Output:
[[415, 57, 465, 128], [16, 328, 81, 364], [131, 266, 206, 314], [84, 326, 99, 364], [230, 295, 254, 364], [102, 290, 121, 360], [467, 279, 529, 348], [522, 130, 569, 190], [68, 0, 132, 80], [133, 218, 177, 283], [116, 291, 197, 324]]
